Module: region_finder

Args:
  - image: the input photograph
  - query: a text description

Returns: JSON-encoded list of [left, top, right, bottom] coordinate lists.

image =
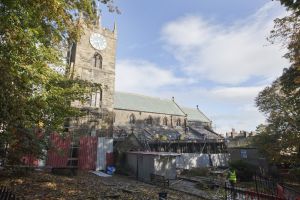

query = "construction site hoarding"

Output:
[[46, 134, 113, 170], [22, 155, 39, 167], [78, 136, 98, 170], [46, 133, 71, 168]]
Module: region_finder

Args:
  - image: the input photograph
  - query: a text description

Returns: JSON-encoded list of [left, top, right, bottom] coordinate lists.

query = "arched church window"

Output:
[[90, 88, 102, 107], [146, 115, 153, 125], [163, 117, 168, 126], [94, 53, 103, 69], [176, 118, 181, 126], [129, 114, 136, 124]]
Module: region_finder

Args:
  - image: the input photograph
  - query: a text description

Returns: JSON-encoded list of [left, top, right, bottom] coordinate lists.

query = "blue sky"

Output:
[[100, 0, 289, 134]]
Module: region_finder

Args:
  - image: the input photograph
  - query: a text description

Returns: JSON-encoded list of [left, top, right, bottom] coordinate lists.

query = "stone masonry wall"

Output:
[[72, 24, 116, 111], [114, 109, 186, 128]]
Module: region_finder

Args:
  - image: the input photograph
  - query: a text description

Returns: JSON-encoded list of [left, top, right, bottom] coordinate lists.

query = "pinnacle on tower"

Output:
[[113, 21, 117, 38], [97, 12, 102, 28], [92, 0, 102, 28]]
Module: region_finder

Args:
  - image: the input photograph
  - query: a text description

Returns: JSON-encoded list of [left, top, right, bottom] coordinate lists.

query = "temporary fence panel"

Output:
[[106, 152, 114, 166], [46, 134, 71, 168], [21, 155, 39, 167], [210, 153, 229, 167], [78, 136, 98, 170], [96, 137, 113, 171]]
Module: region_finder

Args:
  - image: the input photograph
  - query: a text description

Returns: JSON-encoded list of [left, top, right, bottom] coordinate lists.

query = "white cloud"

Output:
[[162, 16, 217, 48], [116, 59, 184, 94], [209, 86, 265, 104], [161, 2, 288, 85], [213, 104, 266, 134]]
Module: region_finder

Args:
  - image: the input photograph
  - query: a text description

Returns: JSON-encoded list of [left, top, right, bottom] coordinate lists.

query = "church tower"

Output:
[[67, 15, 117, 135]]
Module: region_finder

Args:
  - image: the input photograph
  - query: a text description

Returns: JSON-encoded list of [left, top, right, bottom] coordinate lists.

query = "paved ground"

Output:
[[0, 170, 203, 200], [170, 179, 207, 197], [170, 177, 225, 200]]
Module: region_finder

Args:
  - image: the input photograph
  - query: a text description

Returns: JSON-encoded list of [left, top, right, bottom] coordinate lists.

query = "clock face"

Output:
[[90, 33, 107, 50]]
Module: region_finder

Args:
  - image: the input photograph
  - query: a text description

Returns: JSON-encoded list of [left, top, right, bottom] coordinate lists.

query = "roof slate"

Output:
[[114, 92, 212, 123], [114, 92, 185, 116], [182, 107, 211, 123]]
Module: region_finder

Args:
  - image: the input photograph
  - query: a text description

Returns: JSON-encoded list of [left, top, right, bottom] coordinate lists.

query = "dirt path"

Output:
[[0, 171, 203, 200]]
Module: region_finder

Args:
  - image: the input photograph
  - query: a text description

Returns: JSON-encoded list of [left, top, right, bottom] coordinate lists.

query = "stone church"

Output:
[[66, 17, 226, 155]]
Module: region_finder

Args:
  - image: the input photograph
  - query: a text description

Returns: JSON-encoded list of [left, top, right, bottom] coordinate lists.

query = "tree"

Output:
[[253, 125, 282, 163], [254, 67, 300, 164], [254, 1, 300, 166], [275, 0, 300, 15], [0, 0, 115, 165]]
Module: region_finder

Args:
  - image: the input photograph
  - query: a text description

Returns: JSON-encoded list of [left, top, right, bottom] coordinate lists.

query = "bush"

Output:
[[181, 167, 209, 177], [269, 164, 279, 178], [229, 160, 257, 182], [10, 166, 34, 176], [289, 168, 300, 182]]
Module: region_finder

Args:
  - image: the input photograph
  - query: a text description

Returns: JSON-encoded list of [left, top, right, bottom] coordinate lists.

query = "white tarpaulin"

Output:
[[176, 153, 229, 169], [91, 171, 111, 177], [96, 137, 113, 171]]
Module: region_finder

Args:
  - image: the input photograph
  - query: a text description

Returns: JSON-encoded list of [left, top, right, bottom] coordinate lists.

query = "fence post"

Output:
[[224, 182, 227, 200], [254, 173, 260, 200]]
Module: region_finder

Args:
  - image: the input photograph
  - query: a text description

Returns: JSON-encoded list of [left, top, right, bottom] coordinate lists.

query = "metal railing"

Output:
[[224, 173, 300, 200], [224, 182, 285, 200], [0, 186, 18, 200]]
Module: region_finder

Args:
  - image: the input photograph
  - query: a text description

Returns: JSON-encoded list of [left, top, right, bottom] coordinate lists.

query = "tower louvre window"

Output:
[[94, 53, 103, 69]]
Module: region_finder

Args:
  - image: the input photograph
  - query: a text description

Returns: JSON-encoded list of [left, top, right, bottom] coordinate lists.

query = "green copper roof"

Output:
[[114, 92, 185, 116], [182, 107, 211, 123]]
